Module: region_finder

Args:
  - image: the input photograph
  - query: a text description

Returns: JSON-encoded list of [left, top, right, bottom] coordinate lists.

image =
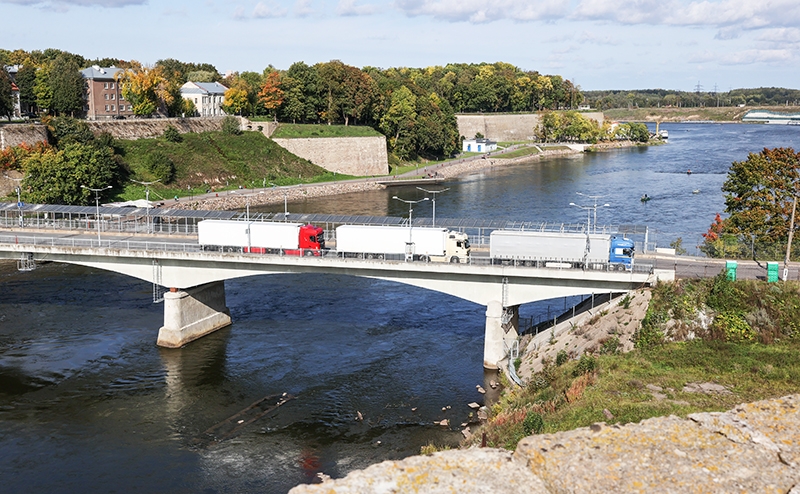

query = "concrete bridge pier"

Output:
[[157, 281, 232, 348], [483, 301, 520, 370]]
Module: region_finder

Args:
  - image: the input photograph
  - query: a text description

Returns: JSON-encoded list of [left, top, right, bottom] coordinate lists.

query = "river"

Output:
[[2, 123, 800, 493]]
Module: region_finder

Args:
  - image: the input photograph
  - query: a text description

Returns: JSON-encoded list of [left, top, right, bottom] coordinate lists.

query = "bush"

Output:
[[145, 150, 176, 184], [556, 350, 568, 366], [163, 125, 182, 143], [522, 411, 544, 435], [574, 354, 597, 376], [222, 116, 242, 135]]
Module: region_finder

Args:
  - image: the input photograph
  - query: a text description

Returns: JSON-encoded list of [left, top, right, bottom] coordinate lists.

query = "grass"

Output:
[[469, 276, 800, 450], [494, 146, 540, 159], [270, 123, 382, 138], [115, 131, 356, 201]]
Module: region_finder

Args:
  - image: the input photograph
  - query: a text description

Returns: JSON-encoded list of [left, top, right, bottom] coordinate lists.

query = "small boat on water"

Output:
[[687, 169, 692, 175], [692, 189, 700, 194], [659, 130, 669, 139], [641, 194, 651, 202]]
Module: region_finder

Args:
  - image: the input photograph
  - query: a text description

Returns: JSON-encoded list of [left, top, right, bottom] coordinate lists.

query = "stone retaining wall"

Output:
[[272, 136, 389, 176], [85, 116, 235, 140], [0, 124, 48, 150], [456, 113, 605, 142]]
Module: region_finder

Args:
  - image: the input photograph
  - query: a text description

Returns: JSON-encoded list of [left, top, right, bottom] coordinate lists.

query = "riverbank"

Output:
[[172, 144, 610, 212]]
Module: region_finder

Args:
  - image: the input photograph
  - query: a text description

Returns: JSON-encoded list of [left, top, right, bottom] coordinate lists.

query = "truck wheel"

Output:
[[367, 253, 374, 260], [357, 253, 364, 259], [305, 250, 314, 256], [450, 256, 459, 263]]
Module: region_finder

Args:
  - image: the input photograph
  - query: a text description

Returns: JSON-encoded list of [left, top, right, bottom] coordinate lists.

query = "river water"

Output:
[[2, 123, 800, 493]]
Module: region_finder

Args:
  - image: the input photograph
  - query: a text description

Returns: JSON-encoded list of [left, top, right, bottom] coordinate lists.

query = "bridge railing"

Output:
[[0, 217, 198, 236], [0, 234, 654, 274]]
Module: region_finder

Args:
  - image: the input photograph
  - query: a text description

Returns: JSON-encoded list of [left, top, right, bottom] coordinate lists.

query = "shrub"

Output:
[[556, 350, 568, 366], [599, 336, 621, 355], [163, 125, 182, 143], [574, 354, 597, 376], [712, 311, 755, 342], [222, 116, 242, 135], [145, 150, 176, 184], [522, 411, 544, 435]]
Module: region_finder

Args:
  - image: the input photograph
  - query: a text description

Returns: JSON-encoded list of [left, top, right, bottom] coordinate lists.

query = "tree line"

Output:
[[584, 87, 800, 110], [1, 48, 584, 160]]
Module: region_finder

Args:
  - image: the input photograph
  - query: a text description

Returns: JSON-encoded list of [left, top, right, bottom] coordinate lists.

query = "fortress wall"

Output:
[[272, 136, 389, 176]]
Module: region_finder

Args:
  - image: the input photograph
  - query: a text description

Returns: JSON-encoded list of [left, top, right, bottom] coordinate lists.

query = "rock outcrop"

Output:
[[289, 394, 800, 493]]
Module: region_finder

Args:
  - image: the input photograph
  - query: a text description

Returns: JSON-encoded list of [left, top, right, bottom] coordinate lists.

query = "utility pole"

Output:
[[784, 196, 797, 281]]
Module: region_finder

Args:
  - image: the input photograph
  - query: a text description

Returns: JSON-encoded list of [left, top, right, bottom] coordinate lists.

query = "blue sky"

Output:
[[2, 0, 799, 91]]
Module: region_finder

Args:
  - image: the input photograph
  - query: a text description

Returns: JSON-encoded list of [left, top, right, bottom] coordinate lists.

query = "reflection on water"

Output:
[[3, 123, 800, 492]]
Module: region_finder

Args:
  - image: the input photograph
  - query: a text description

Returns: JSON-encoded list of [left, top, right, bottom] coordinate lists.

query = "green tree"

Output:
[[16, 63, 38, 114], [721, 147, 800, 244], [21, 142, 118, 205], [49, 53, 85, 116], [47, 116, 96, 147], [380, 86, 417, 159], [0, 68, 13, 120], [33, 62, 53, 113]]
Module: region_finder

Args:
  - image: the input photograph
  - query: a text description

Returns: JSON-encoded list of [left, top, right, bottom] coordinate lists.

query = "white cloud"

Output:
[[690, 48, 793, 65], [578, 30, 619, 45], [393, 0, 568, 23], [337, 0, 377, 16], [294, 0, 313, 16], [758, 27, 800, 44], [252, 1, 288, 18]]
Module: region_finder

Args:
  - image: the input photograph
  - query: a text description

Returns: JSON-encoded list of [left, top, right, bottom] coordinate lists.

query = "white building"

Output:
[[180, 81, 228, 117], [462, 138, 498, 153]]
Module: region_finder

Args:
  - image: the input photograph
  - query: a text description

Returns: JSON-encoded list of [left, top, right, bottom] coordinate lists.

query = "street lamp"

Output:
[[393, 195, 429, 261], [416, 187, 449, 227], [575, 192, 609, 234], [268, 183, 289, 221], [4, 173, 23, 228], [131, 179, 159, 234], [244, 190, 265, 221], [82, 185, 112, 243]]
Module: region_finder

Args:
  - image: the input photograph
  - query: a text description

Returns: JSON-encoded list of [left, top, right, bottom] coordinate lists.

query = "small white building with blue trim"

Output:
[[180, 81, 228, 117], [462, 138, 498, 153]]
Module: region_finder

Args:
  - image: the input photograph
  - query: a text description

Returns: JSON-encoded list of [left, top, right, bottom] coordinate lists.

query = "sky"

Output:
[[1, 0, 799, 91]]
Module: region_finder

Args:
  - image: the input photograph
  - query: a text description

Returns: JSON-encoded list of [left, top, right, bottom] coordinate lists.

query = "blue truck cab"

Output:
[[609, 236, 635, 270]]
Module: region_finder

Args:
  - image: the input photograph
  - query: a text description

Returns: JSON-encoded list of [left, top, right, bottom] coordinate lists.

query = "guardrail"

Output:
[[0, 234, 654, 274]]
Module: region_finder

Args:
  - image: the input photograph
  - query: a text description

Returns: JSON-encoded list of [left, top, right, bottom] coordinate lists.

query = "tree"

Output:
[[47, 116, 96, 147], [257, 71, 284, 118], [380, 86, 417, 159], [33, 62, 53, 112], [0, 68, 13, 120], [16, 63, 38, 114], [721, 147, 800, 243], [49, 53, 85, 116], [223, 79, 252, 116], [21, 142, 118, 205], [119, 64, 165, 116]]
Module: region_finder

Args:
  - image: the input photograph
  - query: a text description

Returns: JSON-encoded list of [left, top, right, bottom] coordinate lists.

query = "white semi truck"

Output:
[[335, 225, 471, 263], [489, 230, 634, 270], [198, 220, 325, 255]]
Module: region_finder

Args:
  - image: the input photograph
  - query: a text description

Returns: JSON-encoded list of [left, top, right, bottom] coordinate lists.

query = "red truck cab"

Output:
[[287, 224, 325, 256]]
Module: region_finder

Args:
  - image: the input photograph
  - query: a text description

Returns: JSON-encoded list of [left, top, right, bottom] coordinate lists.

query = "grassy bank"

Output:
[[468, 276, 800, 450], [116, 131, 355, 201], [270, 123, 382, 138]]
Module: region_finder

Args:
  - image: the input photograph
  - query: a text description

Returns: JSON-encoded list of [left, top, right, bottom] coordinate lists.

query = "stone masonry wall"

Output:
[[272, 136, 389, 176], [0, 124, 49, 150], [456, 112, 605, 142], [85, 116, 233, 140]]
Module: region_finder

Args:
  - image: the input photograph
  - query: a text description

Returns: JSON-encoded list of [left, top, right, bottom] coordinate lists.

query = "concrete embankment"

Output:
[[290, 394, 800, 493]]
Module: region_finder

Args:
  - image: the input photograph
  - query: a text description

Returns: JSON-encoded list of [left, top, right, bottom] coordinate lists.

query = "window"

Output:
[[119, 94, 124, 101], [104, 94, 109, 100], [111, 105, 115, 111], [111, 83, 115, 89], [111, 93, 115, 100], [104, 82, 109, 89], [105, 105, 109, 111], [128, 105, 132, 111]]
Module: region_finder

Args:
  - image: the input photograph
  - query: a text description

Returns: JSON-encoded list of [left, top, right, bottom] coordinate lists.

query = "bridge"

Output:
[[0, 204, 671, 369]]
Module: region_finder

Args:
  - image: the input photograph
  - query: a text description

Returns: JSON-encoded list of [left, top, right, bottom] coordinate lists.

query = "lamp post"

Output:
[[393, 195, 429, 261], [4, 173, 23, 228], [269, 183, 289, 221], [575, 192, 609, 234], [131, 179, 159, 234], [416, 187, 449, 227], [82, 185, 112, 242]]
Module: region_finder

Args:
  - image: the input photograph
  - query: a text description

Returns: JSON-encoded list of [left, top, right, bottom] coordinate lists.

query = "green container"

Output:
[[725, 260, 738, 281], [767, 262, 779, 283]]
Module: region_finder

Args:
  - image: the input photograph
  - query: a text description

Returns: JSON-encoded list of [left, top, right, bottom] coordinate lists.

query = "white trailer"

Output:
[[335, 225, 470, 263], [198, 220, 302, 250], [489, 230, 612, 267]]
